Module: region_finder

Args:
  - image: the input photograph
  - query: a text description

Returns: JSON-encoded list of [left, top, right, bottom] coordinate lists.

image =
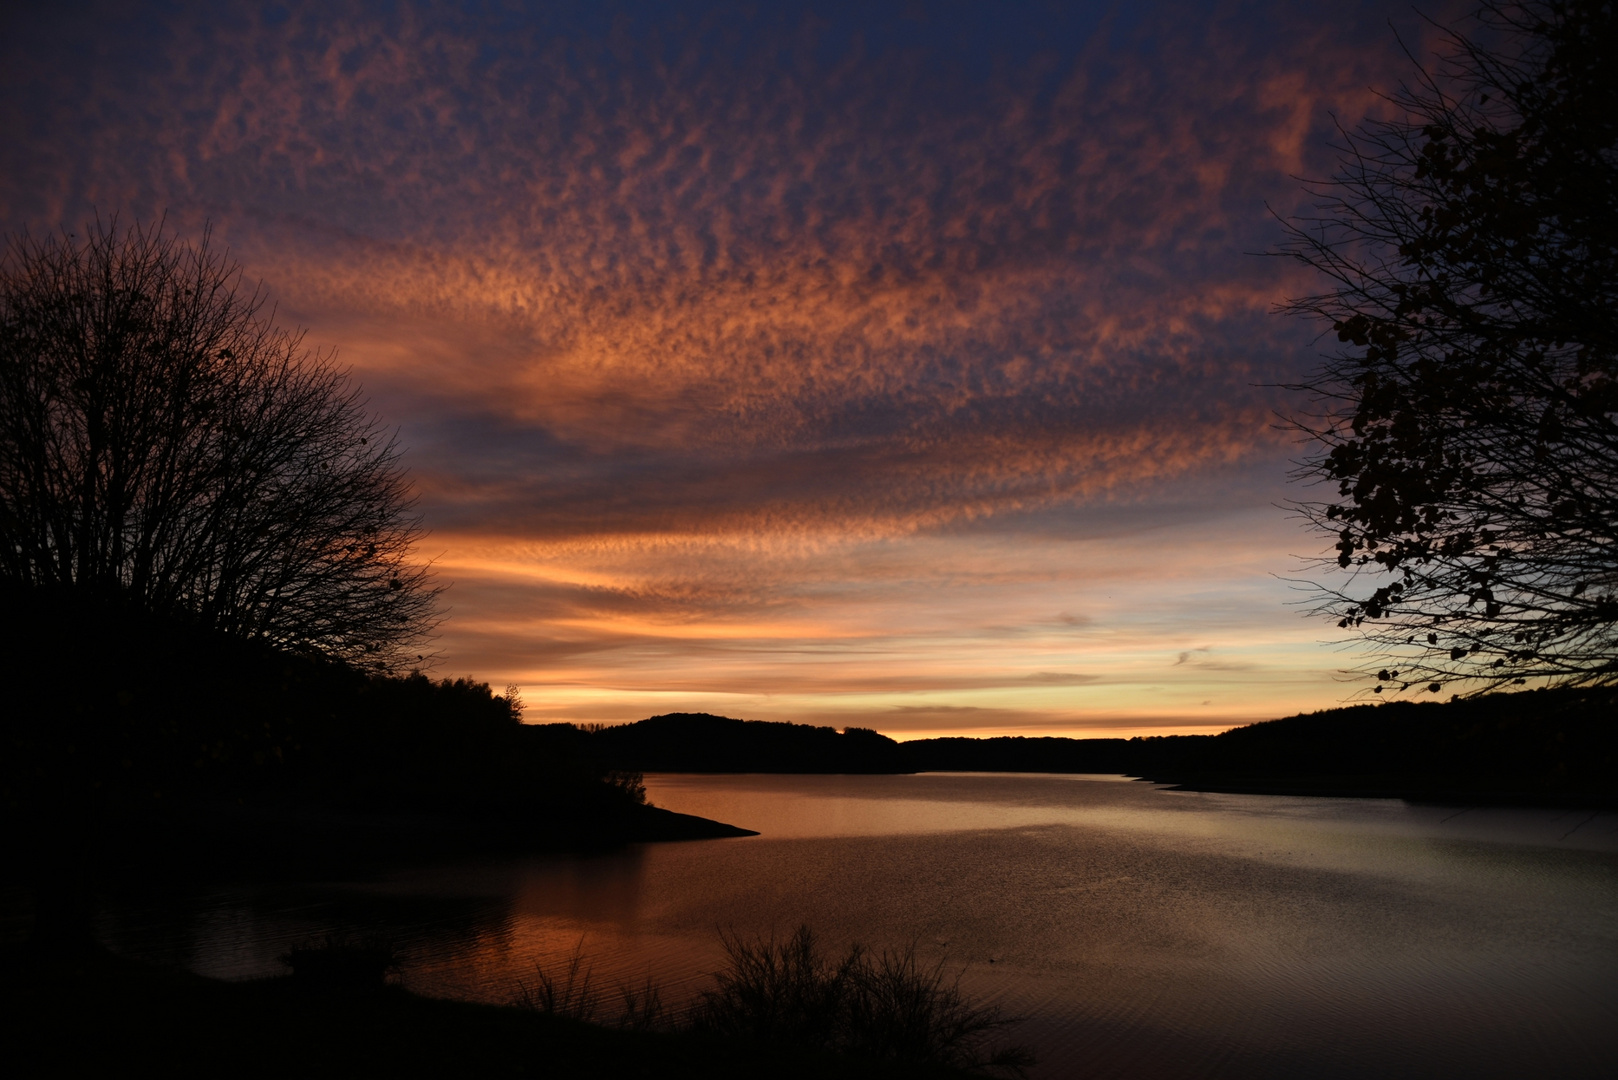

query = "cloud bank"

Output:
[[0, 0, 1442, 732]]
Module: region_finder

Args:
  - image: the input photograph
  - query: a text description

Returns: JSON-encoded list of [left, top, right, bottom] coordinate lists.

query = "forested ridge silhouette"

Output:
[[552, 694, 1616, 807], [0, 590, 748, 903], [528, 713, 909, 774]]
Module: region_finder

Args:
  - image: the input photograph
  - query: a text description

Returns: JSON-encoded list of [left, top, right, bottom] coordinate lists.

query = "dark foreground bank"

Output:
[[95, 794, 757, 882], [1, 944, 989, 1080], [1, 597, 760, 889]]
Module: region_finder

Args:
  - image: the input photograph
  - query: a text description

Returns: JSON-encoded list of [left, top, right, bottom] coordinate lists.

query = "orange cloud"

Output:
[[0, 1, 1428, 731]]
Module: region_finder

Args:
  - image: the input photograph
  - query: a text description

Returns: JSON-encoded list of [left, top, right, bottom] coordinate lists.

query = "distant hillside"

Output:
[[529, 713, 909, 774], [555, 690, 1617, 807], [1131, 688, 1617, 806], [899, 689, 1614, 806]]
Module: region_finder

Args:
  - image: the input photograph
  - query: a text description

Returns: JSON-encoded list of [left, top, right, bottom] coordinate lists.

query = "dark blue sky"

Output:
[[0, 0, 1458, 734]]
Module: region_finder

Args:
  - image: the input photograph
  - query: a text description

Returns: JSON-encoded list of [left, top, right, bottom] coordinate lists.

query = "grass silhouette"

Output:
[[515, 938, 599, 1023], [692, 926, 1032, 1075], [509, 927, 1032, 1073]]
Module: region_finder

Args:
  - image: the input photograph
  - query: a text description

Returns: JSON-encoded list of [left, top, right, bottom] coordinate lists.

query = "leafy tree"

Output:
[[1279, 1, 1617, 695], [0, 218, 438, 671]]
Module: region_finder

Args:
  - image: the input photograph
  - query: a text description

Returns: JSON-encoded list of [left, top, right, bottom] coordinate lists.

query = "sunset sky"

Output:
[[0, 0, 1463, 738]]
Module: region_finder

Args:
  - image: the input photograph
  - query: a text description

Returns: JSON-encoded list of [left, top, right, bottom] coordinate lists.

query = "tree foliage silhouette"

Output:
[[1279, 1, 1617, 695], [0, 218, 438, 670]]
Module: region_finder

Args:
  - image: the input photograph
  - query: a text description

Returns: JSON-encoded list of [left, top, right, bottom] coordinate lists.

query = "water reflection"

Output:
[[95, 774, 1618, 1079]]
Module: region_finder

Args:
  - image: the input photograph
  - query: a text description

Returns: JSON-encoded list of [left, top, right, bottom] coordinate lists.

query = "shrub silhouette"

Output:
[[692, 925, 1032, 1075]]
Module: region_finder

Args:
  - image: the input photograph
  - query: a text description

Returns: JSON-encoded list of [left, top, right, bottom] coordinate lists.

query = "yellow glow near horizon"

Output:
[[0, 2, 1429, 738], [427, 507, 1347, 738]]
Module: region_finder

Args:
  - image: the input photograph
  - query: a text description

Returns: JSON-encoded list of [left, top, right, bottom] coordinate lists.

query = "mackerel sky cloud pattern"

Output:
[[1, 0, 1453, 734]]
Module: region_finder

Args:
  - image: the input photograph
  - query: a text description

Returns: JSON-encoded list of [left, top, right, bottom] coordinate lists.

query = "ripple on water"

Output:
[[93, 774, 1618, 1079]]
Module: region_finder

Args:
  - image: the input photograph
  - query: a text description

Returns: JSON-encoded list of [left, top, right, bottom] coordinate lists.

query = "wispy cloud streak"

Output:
[[0, 1, 1438, 731]]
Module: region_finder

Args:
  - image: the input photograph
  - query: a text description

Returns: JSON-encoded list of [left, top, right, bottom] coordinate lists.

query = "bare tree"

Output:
[[1278, 2, 1617, 695], [0, 218, 439, 671]]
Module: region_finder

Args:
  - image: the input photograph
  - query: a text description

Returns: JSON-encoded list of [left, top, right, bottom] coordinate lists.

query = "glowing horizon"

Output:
[[0, 1, 1448, 738]]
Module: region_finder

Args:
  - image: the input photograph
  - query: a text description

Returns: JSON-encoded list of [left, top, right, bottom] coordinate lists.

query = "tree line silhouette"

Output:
[[0, 589, 728, 878], [548, 698, 1614, 807]]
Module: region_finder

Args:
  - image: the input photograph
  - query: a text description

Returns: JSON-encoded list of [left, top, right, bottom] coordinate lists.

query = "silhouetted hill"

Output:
[[557, 692, 1616, 807], [897, 689, 1616, 806], [1134, 688, 1617, 806], [530, 714, 908, 774]]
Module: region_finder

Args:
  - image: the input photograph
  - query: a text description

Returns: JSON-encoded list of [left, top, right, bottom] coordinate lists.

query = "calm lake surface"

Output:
[[96, 774, 1618, 1079]]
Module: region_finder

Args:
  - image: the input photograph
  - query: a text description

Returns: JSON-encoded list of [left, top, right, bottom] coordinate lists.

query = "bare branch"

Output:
[[0, 217, 440, 672], [1276, 2, 1618, 696]]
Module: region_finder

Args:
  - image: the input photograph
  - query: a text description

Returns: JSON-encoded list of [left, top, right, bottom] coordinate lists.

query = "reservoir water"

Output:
[[94, 773, 1618, 1078]]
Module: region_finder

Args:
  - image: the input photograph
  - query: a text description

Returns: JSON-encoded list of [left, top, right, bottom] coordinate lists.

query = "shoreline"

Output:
[[3, 796, 758, 892], [2, 943, 968, 1079], [1131, 774, 1618, 810]]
